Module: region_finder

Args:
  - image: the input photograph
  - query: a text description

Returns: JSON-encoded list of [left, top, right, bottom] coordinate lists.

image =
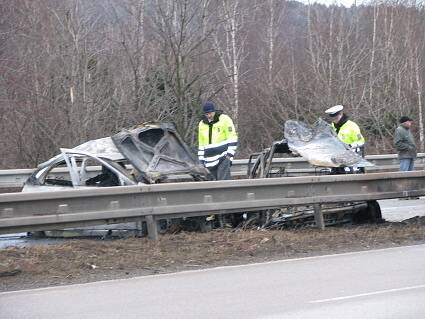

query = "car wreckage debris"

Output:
[[284, 119, 373, 168]]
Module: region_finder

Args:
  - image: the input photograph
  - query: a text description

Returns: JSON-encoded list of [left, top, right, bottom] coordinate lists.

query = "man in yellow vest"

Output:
[[198, 101, 238, 180], [325, 104, 365, 173]]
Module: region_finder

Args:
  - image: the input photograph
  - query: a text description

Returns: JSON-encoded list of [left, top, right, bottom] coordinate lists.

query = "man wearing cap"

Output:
[[394, 116, 417, 172], [198, 101, 238, 180], [325, 104, 365, 173], [325, 105, 365, 152]]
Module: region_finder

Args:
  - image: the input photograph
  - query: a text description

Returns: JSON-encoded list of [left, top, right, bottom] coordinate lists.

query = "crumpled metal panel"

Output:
[[112, 122, 213, 183], [284, 119, 373, 168]]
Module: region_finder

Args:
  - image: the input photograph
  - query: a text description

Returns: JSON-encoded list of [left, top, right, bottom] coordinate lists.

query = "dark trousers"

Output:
[[209, 158, 231, 180]]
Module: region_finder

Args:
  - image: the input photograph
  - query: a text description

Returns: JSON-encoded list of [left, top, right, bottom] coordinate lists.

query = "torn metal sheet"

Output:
[[284, 119, 373, 168], [112, 122, 212, 183]]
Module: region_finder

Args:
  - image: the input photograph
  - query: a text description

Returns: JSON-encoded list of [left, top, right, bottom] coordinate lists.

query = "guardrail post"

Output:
[[313, 204, 325, 230], [146, 215, 158, 240], [135, 219, 145, 237]]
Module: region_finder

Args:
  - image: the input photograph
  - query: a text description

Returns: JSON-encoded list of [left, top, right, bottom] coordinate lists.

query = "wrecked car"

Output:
[[23, 122, 212, 192], [23, 123, 213, 237]]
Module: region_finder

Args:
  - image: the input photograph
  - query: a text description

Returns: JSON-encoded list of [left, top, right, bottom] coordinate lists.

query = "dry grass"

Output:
[[1, 221, 425, 291]]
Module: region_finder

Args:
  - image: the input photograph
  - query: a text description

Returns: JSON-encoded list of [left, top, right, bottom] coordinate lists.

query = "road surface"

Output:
[[1, 244, 424, 319]]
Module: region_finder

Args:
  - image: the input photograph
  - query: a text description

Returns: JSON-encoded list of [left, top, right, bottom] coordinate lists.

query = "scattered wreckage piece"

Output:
[[246, 124, 382, 229], [284, 119, 373, 168]]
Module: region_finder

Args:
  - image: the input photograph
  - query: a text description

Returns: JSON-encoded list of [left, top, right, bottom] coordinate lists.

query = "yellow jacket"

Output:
[[198, 112, 238, 168], [332, 119, 365, 146]]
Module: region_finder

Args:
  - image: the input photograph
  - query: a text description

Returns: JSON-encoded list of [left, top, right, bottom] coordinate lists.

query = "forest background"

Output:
[[0, 0, 424, 169]]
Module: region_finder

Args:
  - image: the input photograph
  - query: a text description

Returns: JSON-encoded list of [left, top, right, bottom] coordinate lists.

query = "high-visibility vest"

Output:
[[332, 120, 365, 146], [198, 114, 238, 168]]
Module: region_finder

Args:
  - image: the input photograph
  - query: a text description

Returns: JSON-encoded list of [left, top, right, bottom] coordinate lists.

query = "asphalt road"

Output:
[[1, 244, 425, 319]]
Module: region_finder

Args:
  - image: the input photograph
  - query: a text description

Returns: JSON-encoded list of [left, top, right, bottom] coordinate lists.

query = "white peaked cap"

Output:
[[325, 104, 344, 115]]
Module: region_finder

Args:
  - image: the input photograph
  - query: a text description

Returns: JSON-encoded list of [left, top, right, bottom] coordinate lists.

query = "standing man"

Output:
[[394, 116, 417, 172], [325, 104, 365, 173], [198, 101, 238, 180], [325, 104, 365, 153]]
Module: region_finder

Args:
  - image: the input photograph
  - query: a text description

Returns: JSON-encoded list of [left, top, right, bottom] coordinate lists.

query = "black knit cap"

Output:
[[399, 116, 413, 123], [202, 101, 215, 113]]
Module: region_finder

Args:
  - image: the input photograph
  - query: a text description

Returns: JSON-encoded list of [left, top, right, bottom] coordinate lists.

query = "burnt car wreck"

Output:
[[23, 123, 213, 237], [24, 122, 212, 192]]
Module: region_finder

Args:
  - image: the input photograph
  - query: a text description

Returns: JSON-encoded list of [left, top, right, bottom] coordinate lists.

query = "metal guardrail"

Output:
[[1, 171, 425, 239], [231, 153, 425, 174], [1, 153, 425, 189]]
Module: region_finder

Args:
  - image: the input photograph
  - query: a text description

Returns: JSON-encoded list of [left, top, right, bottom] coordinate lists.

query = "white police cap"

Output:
[[325, 104, 344, 115]]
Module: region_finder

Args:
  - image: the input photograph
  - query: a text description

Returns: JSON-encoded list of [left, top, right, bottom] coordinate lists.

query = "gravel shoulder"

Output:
[[1, 219, 425, 292]]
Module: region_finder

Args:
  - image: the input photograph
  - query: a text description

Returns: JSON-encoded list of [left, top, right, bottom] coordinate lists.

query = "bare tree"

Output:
[[211, 0, 248, 122], [1, 0, 425, 168]]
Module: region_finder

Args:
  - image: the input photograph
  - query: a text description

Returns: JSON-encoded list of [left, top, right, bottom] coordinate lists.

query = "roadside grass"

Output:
[[1, 220, 424, 291]]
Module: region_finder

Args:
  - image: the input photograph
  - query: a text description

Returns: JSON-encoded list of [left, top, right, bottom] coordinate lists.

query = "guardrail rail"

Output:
[[1, 171, 425, 239], [1, 153, 425, 189]]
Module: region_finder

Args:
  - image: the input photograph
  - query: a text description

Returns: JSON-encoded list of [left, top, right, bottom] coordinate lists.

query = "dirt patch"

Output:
[[1, 221, 425, 292]]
